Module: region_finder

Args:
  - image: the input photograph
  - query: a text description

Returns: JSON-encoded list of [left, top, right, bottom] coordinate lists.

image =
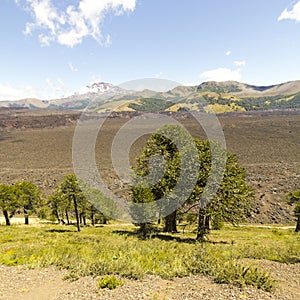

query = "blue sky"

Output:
[[1, 0, 300, 100]]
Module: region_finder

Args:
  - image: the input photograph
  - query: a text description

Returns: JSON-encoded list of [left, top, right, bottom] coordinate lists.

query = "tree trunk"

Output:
[[296, 214, 300, 232], [65, 209, 70, 225], [72, 195, 81, 232], [139, 223, 148, 237], [90, 209, 95, 226], [196, 208, 207, 241], [205, 214, 210, 233], [103, 216, 107, 224], [3, 210, 10, 226], [24, 208, 29, 225], [163, 210, 178, 233], [55, 210, 60, 224], [83, 215, 87, 226]]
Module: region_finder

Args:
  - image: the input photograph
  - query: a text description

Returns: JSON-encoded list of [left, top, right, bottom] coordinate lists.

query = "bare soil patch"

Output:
[[0, 260, 299, 300]]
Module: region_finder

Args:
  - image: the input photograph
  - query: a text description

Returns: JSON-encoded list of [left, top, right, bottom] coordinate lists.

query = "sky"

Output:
[[1, 0, 300, 100]]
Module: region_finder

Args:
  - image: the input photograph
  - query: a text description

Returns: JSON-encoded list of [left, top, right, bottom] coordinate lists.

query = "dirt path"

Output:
[[0, 260, 299, 300]]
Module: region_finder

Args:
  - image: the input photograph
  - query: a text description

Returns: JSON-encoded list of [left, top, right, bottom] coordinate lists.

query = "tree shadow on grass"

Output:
[[113, 229, 230, 245], [113, 229, 195, 244], [46, 229, 75, 233]]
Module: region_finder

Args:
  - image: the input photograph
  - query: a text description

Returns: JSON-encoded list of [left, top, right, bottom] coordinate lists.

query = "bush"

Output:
[[97, 275, 124, 290], [213, 262, 275, 291]]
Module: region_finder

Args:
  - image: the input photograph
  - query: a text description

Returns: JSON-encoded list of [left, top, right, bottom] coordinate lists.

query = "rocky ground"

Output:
[[0, 259, 299, 300]]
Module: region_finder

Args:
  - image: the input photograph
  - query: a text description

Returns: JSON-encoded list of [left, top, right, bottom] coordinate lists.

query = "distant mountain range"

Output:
[[1, 80, 300, 113]]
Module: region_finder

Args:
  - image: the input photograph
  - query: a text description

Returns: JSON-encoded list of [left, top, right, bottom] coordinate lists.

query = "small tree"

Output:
[[83, 187, 118, 225], [14, 181, 43, 225], [0, 184, 17, 226], [49, 188, 71, 224], [286, 190, 300, 232], [51, 174, 86, 232]]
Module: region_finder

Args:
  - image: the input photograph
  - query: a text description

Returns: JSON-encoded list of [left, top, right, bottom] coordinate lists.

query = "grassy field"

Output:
[[0, 223, 299, 292]]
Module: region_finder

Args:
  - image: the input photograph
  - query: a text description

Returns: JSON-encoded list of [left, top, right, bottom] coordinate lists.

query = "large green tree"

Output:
[[286, 190, 300, 232], [131, 125, 253, 240], [132, 125, 198, 233]]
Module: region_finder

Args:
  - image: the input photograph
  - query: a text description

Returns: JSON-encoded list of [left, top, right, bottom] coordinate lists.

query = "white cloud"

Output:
[[68, 62, 78, 72], [46, 78, 64, 91], [234, 60, 246, 67], [0, 79, 69, 101], [225, 50, 231, 56], [16, 0, 137, 47], [0, 83, 37, 101], [278, 1, 300, 22], [200, 67, 242, 82]]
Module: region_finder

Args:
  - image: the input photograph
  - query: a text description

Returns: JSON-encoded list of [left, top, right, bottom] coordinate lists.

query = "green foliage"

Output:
[[0, 182, 45, 225], [0, 184, 17, 213], [203, 93, 300, 112], [131, 125, 199, 232], [49, 175, 115, 229], [211, 214, 224, 230], [97, 275, 124, 289], [212, 262, 275, 291], [81, 183, 119, 221], [286, 190, 300, 232], [286, 190, 300, 207], [206, 151, 253, 225], [197, 82, 243, 93], [14, 181, 44, 223], [128, 98, 173, 111], [50, 174, 87, 231], [131, 124, 253, 239], [130, 180, 157, 236]]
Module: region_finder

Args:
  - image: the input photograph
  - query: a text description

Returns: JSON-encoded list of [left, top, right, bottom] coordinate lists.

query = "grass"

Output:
[[0, 223, 299, 292]]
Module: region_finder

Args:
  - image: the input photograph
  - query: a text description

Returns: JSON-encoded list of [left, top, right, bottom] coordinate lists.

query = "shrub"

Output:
[[97, 275, 124, 290]]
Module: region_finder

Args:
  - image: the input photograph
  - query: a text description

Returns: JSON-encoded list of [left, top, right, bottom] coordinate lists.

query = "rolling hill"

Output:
[[0, 80, 300, 113]]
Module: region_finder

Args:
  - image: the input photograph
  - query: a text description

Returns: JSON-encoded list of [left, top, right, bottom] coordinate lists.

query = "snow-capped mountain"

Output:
[[1, 80, 300, 112], [0, 82, 131, 110], [78, 82, 115, 95], [47, 82, 131, 109]]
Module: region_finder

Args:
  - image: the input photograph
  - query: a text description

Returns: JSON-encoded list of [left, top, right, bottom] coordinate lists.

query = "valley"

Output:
[[0, 108, 299, 224]]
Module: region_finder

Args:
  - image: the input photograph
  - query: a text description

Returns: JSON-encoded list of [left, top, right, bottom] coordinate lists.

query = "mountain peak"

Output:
[[82, 82, 114, 94]]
